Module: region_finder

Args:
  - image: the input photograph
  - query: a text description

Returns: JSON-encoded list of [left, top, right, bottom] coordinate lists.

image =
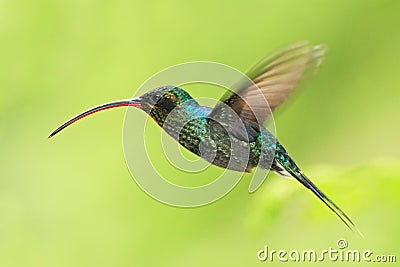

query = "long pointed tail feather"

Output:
[[296, 171, 362, 237], [276, 156, 362, 237]]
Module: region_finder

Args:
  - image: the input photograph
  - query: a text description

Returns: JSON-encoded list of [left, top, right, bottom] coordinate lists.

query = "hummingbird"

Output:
[[49, 41, 360, 234]]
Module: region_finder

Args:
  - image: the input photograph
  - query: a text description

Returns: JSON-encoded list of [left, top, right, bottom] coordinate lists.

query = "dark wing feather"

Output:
[[210, 41, 327, 137]]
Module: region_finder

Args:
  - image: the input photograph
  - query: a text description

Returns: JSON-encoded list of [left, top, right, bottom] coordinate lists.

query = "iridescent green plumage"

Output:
[[140, 85, 359, 234], [49, 41, 361, 235]]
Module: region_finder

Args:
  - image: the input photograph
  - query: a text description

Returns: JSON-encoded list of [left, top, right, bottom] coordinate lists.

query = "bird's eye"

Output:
[[152, 94, 162, 103]]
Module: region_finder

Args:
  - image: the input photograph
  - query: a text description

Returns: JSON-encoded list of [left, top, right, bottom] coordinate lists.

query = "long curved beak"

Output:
[[48, 98, 141, 138]]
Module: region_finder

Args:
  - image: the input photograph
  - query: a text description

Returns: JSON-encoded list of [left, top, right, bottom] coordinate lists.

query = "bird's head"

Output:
[[48, 85, 194, 138], [139, 85, 194, 115]]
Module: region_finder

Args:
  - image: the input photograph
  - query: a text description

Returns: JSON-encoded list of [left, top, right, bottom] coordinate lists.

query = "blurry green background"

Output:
[[1, 0, 400, 266]]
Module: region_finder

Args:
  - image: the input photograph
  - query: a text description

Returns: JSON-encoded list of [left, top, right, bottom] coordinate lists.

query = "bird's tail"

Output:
[[276, 156, 363, 237]]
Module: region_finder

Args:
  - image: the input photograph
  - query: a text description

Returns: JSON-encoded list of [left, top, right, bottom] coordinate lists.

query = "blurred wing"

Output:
[[210, 41, 327, 131]]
